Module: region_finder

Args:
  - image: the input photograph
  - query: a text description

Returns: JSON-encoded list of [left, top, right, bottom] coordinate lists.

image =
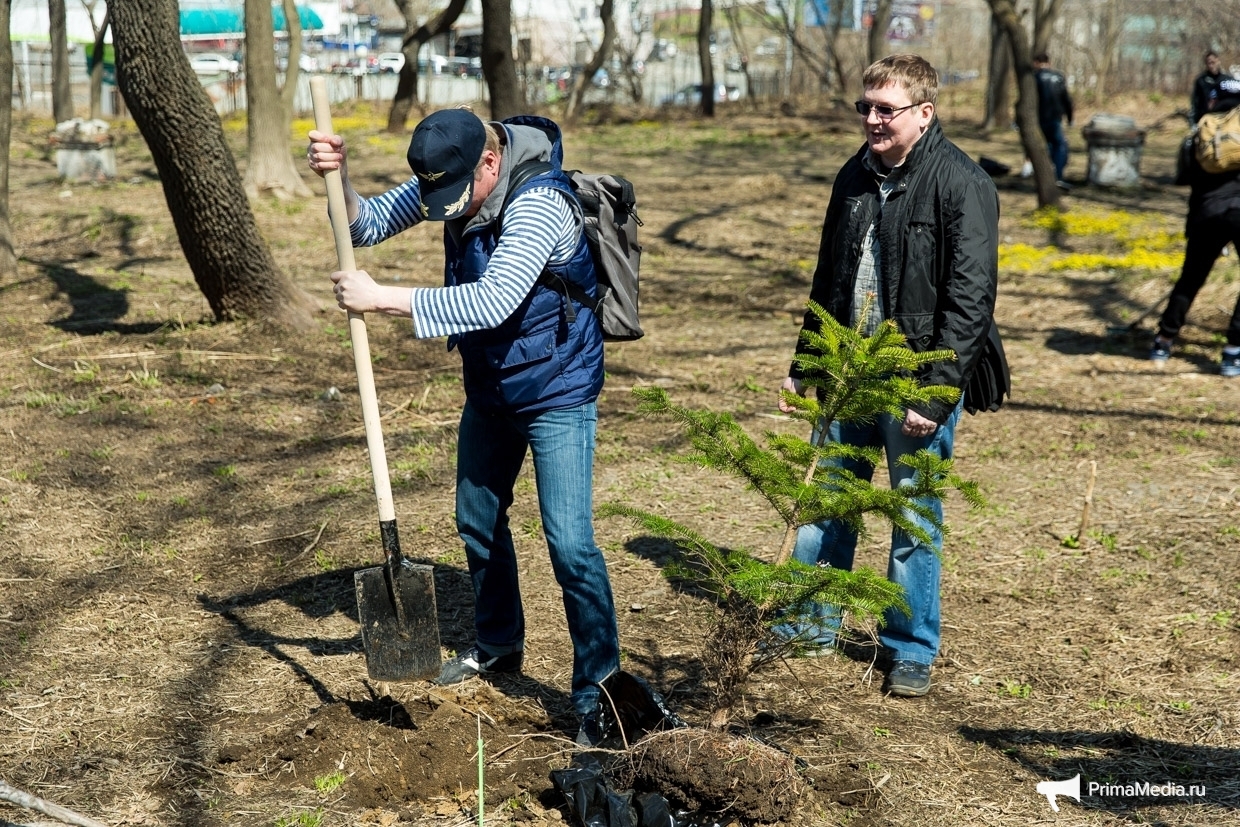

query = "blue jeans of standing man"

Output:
[[1040, 119, 1069, 181], [455, 399, 620, 717], [782, 401, 963, 665]]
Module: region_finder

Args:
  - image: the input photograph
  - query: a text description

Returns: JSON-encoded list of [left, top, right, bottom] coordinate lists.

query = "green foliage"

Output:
[[627, 303, 981, 546], [313, 771, 346, 793], [601, 303, 982, 725], [274, 810, 323, 827], [598, 503, 906, 621]]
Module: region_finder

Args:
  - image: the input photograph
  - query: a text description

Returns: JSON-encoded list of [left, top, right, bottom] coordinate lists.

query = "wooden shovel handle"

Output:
[[309, 77, 396, 529]]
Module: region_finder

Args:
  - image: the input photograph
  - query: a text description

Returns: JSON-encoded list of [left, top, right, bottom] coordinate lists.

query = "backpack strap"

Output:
[[504, 159, 553, 205], [501, 159, 601, 323], [536, 271, 600, 316]]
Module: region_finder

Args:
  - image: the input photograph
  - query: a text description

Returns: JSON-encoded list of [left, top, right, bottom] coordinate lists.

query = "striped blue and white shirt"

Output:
[[351, 179, 580, 339]]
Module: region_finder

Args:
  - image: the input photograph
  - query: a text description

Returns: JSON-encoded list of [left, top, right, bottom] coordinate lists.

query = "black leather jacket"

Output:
[[1190, 70, 1234, 124], [791, 119, 1001, 424], [1035, 67, 1074, 126]]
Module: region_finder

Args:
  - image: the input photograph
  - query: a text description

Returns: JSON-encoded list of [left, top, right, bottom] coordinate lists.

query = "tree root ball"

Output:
[[616, 728, 806, 822]]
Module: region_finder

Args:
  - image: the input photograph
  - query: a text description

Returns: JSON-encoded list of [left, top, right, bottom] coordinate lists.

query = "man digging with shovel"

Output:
[[307, 108, 620, 747]]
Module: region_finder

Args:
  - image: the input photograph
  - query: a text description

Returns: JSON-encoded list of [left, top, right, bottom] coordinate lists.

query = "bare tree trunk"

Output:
[[1091, 0, 1120, 105], [88, 9, 111, 120], [722, 3, 753, 103], [982, 14, 1011, 132], [867, 0, 893, 65], [279, 0, 303, 115], [566, 0, 615, 121], [243, 0, 311, 200], [480, 0, 522, 119], [611, 36, 644, 104], [773, 0, 832, 97], [698, 0, 715, 117], [110, 0, 316, 329], [826, 5, 846, 93], [50, 0, 74, 122], [1031, 0, 1063, 57], [0, 0, 18, 278], [387, 0, 467, 133], [986, 0, 1060, 209]]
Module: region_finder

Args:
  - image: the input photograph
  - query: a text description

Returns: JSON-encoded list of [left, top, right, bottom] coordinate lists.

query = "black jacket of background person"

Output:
[[791, 119, 1000, 424], [1184, 147, 1240, 227], [1035, 66, 1074, 127], [1190, 68, 1235, 124]]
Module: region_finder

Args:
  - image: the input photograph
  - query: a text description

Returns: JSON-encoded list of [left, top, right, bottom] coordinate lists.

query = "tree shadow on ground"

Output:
[[960, 726, 1239, 816], [1042, 326, 1222, 374], [1000, 398, 1240, 429], [1055, 274, 1171, 338], [33, 259, 166, 335], [196, 565, 573, 723], [1044, 326, 1138, 357]]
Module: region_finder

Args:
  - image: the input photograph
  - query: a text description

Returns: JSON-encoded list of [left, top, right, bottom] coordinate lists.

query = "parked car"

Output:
[[190, 53, 240, 75], [660, 83, 740, 106], [377, 52, 405, 74]]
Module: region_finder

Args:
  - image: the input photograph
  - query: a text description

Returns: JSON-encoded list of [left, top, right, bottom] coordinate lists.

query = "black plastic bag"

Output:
[[551, 756, 638, 827], [552, 757, 733, 827], [594, 669, 688, 746]]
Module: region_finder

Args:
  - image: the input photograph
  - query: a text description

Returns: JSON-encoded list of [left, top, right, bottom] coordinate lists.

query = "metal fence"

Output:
[[13, 51, 791, 122]]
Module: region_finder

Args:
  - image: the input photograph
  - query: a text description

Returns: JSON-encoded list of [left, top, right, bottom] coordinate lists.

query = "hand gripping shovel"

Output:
[[311, 78, 441, 681]]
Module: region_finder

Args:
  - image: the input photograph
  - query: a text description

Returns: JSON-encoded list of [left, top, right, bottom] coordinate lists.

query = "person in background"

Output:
[[1033, 52, 1074, 187], [777, 54, 1001, 698], [307, 108, 620, 746], [1150, 77, 1240, 377], [1189, 50, 1233, 125]]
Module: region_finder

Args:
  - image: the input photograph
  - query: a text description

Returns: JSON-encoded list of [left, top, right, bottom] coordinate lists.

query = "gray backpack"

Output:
[[507, 162, 645, 342]]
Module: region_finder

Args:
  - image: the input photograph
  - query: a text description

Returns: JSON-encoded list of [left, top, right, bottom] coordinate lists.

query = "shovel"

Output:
[[310, 77, 441, 681]]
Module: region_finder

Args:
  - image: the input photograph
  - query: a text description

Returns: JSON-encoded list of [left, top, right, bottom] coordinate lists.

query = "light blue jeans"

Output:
[[455, 400, 619, 716], [780, 401, 963, 665]]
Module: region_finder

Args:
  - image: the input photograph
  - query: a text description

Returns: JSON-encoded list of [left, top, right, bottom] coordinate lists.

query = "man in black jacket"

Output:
[[1034, 52, 1074, 184], [1151, 83, 1240, 377], [1189, 51, 1233, 125], [778, 54, 1001, 697]]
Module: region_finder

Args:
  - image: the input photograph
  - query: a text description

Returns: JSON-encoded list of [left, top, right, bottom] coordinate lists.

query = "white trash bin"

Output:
[[50, 118, 116, 182], [1081, 114, 1146, 187]]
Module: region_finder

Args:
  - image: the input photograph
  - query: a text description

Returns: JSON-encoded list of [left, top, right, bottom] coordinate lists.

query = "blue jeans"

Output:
[[456, 400, 619, 716], [1040, 119, 1069, 181], [782, 401, 963, 665]]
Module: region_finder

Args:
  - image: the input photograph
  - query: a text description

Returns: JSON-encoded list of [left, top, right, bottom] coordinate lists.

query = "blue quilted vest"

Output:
[[443, 118, 604, 415]]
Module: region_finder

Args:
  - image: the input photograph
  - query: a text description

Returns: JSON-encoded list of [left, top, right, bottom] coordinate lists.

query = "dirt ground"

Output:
[[1, 89, 1238, 827]]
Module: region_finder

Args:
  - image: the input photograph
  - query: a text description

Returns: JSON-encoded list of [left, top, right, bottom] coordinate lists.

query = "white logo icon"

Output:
[[1036, 774, 1081, 812]]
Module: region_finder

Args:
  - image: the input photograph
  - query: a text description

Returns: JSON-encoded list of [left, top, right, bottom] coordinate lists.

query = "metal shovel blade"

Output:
[[355, 562, 441, 681]]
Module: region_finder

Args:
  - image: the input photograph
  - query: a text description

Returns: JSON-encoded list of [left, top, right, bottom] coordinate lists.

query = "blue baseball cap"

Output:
[[407, 109, 487, 221]]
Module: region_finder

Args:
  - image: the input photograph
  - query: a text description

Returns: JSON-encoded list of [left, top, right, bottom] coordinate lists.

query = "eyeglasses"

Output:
[[854, 100, 920, 119]]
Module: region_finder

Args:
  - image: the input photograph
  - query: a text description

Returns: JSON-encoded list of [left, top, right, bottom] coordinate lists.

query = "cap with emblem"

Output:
[[407, 109, 487, 221]]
